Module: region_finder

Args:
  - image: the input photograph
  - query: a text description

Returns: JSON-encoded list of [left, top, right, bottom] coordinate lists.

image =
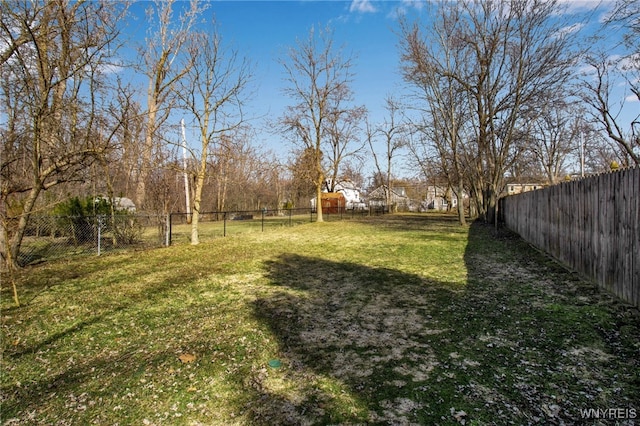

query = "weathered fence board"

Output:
[[500, 167, 639, 308]]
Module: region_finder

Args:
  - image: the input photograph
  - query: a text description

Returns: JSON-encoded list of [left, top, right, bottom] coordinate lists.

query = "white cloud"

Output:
[[557, 22, 586, 36], [578, 64, 596, 75], [607, 54, 623, 62], [402, 0, 424, 10], [602, 53, 640, 73], [349, 0, 377, 14], [618, 53, 640, 71], [596, 0, 619, 23], [625, 94, 639, 103], [100, 62, 125, 75], [554, 0, 613, 14], [387, 0, 425, 19]]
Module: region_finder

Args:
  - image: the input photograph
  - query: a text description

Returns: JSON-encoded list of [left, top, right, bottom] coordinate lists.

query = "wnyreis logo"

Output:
[[579, 408, 637, 420]]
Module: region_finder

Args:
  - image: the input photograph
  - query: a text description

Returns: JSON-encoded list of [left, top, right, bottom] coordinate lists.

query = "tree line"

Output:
[[1, 0, 638, 269]]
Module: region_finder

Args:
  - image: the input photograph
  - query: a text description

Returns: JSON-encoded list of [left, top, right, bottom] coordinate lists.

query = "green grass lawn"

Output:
[[1, 214, 639, 425]]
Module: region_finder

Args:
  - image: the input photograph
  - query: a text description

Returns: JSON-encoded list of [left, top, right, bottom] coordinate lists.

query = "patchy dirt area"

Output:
[[249, 223, 640, 425]]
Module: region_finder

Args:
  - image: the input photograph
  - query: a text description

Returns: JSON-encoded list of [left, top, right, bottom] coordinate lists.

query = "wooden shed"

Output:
[[320, 192, 346, 214]]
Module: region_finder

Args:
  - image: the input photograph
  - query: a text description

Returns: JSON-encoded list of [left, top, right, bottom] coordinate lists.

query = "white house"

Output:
[[504, 183, 547, 196], [422, 186, 468, 212], [322, 179, 366, 210], [368, 185, 410, 211], [96, 196, 136, 212], [114, 197, 136, 212]]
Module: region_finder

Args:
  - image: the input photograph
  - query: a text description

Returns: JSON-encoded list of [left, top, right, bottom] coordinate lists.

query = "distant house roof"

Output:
[[114, 197, 136, 212], [323, 179, 359, 192], [425, 185, 469, 199], [368, 185, 408, 201], [504, 183, 547, 195]]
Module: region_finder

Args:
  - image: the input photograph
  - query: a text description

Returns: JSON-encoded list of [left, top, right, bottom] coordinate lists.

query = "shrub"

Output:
[[111, 212, 143, 245], [53, 197, 141, 246]]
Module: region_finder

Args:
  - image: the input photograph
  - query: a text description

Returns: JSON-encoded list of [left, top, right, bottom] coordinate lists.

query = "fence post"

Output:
[[223, 212, 227, 237], [289, 208, 292, 226], [97, 215, 102, 256], [165, 214, 171, 246], [261, 209, 265, 232]]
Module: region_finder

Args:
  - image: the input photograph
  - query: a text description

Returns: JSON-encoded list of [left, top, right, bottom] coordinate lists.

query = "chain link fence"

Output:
[[18, 214, 168, 266], [16, 206, 381, 266]]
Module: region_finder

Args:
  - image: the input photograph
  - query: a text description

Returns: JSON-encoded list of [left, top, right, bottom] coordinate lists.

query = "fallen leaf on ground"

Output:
[[178, 353, 196, 363]]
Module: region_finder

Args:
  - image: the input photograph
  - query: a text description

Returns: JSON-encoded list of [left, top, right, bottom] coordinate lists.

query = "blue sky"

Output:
[[120, 0, 632, 177], [121, 0, 418, 173], [205, 1, 405, 125]]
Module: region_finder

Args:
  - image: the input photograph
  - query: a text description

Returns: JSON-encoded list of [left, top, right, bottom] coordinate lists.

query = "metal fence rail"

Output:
[[16, 207, 379, 266], [169, 207, 374, 244]]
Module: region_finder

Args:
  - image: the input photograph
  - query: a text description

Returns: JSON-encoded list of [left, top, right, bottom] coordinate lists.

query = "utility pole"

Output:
[[181, 119, 192, 223]]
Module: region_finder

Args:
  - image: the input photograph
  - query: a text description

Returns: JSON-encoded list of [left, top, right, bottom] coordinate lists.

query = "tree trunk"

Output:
[[137, 87, 158, 211], [471, 184, 485, 221], [2, 184, 42, 270], [219, 174, 228, 213], [191, 156, 207, 245], [315, 174, 324, 222], [485, 187, 498, 225], [190, 202, 200, 245], [456, 182, 466, 226]]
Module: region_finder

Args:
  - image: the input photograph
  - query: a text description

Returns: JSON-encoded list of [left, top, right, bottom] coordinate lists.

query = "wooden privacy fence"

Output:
[[500, 167, 639, 308]]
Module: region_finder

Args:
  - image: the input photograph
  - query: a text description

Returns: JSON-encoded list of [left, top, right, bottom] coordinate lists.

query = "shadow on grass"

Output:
[[361, 212, 464, 231], [2, 217, 638, 425], [252, 253, 455, 424], [251, 220, 640, 425]]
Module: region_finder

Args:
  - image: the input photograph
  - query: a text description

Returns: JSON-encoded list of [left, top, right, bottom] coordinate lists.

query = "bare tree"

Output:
[[136, 0, 205, 211], [583, 127, 632, 172], [0, 0, 125, 274], [608, 0, 640, 60], [339, 159, 366, 192], [400, 0, 580, 223], [526, 102, 582, 183], [580, 54, 639, 166], [261, 158, 287, 212], [107, 81, 146, 199], [324, 92, 367, 192], [406, 131, 443, 194], [288, 147, 320, 207], [177, 26, 251, 245], [279, 25, 357, 222], [400, 7, 470, 225], [200, 128, 261, 212], [211, 134, 234, 213], [366, 96, 408, 212]]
